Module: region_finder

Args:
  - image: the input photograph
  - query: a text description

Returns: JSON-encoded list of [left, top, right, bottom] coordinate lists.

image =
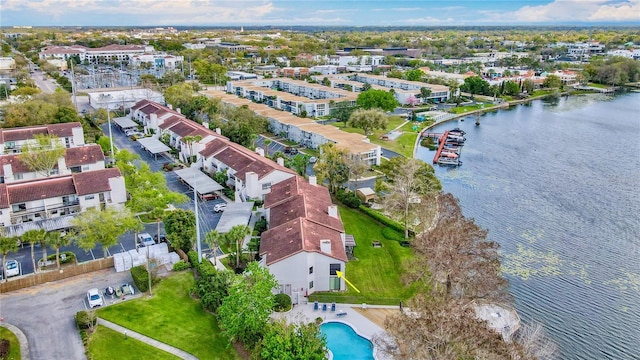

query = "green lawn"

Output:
[[0, 327, 21, 360], [309, 206, 416, 305], [333, 117, 416, 157], [449, 103, 496, 114], [88, 325, 180, 360], [587, 82, 610, 89], [98, 272, 240, 359]]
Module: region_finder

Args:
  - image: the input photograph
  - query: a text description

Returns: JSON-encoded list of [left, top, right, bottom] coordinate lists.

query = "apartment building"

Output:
[[329, 73, 450, 104], [39, 44, 156, 64], [0, 122, 85, 154]]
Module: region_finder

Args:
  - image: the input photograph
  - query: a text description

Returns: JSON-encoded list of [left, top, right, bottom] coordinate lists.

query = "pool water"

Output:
[[320, 322, 374, 360]]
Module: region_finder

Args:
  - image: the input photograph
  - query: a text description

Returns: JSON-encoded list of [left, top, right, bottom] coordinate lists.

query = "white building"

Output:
[[130, 54, 184, 69], [39, 44, 155, 64], [0, 57, 16, 71], [260, 176, 348, 296], [0, 122, 85, 154], [88, 89, 164, 110]]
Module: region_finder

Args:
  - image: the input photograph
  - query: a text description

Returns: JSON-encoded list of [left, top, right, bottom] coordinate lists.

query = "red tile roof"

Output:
[[8, 177, 76, 204], [0, 122, 81, 143], [260, 218, 347, 265], [0, 184, 8, 208], [72, 168, 122, 196], [64, 144, 105, 167]]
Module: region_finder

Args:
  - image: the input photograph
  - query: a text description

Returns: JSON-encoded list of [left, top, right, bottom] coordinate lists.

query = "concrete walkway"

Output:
[[0, 322, 30, 360], [97, 318, 197, 360]]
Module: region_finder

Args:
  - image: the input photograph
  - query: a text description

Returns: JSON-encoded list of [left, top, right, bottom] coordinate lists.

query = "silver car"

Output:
[[87, 288, 104, 308]]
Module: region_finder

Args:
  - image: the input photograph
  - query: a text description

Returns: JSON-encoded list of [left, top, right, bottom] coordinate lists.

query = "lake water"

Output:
[[416, 93, 640, 360]]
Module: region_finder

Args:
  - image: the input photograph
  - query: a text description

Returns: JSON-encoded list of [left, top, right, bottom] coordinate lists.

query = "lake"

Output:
[[416, 92, 640, 360]]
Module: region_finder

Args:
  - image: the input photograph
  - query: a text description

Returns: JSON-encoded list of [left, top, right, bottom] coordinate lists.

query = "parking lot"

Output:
[[0, 269, 135, 360]]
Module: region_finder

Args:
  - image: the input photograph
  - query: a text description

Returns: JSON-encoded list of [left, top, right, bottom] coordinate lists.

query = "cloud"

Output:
[[509, 0, 640, 23]]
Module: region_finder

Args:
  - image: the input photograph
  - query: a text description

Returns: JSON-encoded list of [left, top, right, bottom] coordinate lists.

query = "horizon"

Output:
[[2, 0, 639, 27]]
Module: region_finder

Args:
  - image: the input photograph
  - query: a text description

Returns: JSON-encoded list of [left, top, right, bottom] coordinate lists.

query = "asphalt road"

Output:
[[31, 70, 59, 94], [0, 269, 136, 360]]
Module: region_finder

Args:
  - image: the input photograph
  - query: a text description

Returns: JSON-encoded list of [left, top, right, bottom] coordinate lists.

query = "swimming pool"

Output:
[[320, 321, 374, 360]]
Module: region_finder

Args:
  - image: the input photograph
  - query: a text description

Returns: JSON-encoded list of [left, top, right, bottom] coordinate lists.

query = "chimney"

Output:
[[328, 205, 338, 218], [176, 108, 181, 114], [255, 147, 265, 157], [202, 121, 209, 129], [320, 239, 332, 255], [308, 176, 317, 186], [277, 157, 284, 166], [215, 128, 222, 135], [167, 104, 173, 110]]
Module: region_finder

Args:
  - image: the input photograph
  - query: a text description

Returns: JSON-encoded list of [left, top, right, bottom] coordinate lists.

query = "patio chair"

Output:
[[313, 301, 319, 311], [336, 310, 348, 318], [322, 303, 328, 312], [331, 303, 336, 312]]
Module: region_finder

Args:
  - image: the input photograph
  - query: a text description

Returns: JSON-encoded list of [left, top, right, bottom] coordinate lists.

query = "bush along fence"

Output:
[[358, 205, 415, 238]]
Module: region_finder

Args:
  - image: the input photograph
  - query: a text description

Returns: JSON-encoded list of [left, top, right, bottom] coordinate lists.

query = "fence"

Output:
[[0, 257, 114, 293]]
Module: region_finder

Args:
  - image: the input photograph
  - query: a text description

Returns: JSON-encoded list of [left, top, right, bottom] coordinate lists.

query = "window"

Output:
[[13, 173, 23, 180], [309, 281, 314, 289], [12, 203, 26, 212], [82, 165, 90, 171], [262, 182, 272, 190], [85, 195, 95, 200], [309, 266, 313, 274], [329, 264, 341, 275]]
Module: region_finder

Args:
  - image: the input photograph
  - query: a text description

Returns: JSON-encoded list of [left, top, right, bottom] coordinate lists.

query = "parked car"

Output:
[[87, 288, 104, 308], [154, 233, 167, 243], [213, 203, 227, 213], [137, 233, 155, 247], [309, 156, 318, 164], [4, 260, 20, 277], [284, 146, 298, 155]]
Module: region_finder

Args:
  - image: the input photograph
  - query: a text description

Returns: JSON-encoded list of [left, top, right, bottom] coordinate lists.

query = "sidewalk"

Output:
[[97, 318, 198, 360]]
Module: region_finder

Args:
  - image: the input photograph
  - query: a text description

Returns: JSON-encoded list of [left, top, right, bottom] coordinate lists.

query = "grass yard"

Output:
[[309, 206, 416, 305], [98, 272, 240, 359], [333, 116, 416, 157], [0, 327, 21, 360], [88, 325, 180, 360], [587, 82, 610, 89], [449, 103, 496, 114]]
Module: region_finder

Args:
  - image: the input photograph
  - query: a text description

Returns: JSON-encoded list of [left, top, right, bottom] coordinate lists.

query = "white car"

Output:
[[4, 260, 20, 277], [87, 288, 104, 308], [137, 233, 155, 247], [309, 156, 318, 164], [213, 203, 227, 213]]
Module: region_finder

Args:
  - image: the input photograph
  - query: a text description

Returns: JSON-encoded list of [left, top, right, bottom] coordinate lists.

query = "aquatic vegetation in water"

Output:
[[567, 262, 592, 285], [502, 244, 563, 280], [520, 228, 544, 244], [604, 270, 640, 292]]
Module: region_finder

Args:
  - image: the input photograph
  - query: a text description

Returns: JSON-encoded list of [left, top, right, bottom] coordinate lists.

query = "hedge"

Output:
[[336, 189, 362, 208], [172, 260, 191, 271], [130, 265, 149, 292], [274, 293, 292, 312], [358, 205, 414, 237], [188, 250, 217, 277]]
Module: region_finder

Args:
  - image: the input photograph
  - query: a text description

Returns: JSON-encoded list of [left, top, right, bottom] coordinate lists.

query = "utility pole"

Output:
[[194, 174, 202, 262], [70, 60, 78, 111]]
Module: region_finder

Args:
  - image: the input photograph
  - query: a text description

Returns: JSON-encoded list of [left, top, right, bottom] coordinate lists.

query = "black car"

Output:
[[154, 233, 167, 243], [284, 146, 298, 155]]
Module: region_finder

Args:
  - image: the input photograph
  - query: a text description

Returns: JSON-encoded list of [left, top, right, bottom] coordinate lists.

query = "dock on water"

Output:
[[421, 128, 466, 166]]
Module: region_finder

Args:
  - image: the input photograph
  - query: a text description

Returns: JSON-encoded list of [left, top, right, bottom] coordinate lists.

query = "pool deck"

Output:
[[271, 303, 396, 360]]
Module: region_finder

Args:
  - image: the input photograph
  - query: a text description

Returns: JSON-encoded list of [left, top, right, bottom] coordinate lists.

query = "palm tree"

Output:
[[21, 229, 46, 273], [224, 225, 251, 269], [0, 234, 18, 281], [47, 231, 71, 269], [264, 139, 272, 158], [204, 230, 223, 266]]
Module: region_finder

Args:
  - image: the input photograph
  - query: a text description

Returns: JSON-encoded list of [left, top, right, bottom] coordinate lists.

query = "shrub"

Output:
[[222, 188, 235, 200], [193, 270, 232, 312], [188, 250, 217, 277], [382, 227, 404, 241], [78, 329, 89, 346], [336, 189, 362, 208], [131, 265, 149, 292], [46, 251, 76, 264], [254, 218, 268, 235], [274, 293, 292, 312], [75, 310, 97, 329], [359, 205, 414, 237], [172, 260, 191, 271]]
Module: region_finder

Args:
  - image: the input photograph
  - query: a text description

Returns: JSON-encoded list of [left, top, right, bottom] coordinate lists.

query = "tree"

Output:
[[356, 89, 398, 112], [289, 153, 310, 176], [377, 295, 525, 360], [164, 82, 197, 110], [256, 319, 327, 360], [0, 233, 18, 281], [313, 143, 349, 194], [217, 105, 269, 148], [408, 193, 509, 301], [542, 74, 562, 89], [503, 80, 521, 96], [330, 101, 357, 126], [405, 69, 425, 81], [194, 268, 233, 312], [378, 157, 441, 238], [224, 225, 251, 270], [419, 86, 432, 100], [461, 76, 490, 99], [71, 207, 141, 258], [346, 155, 369, 191], [163, 209, 196, 253], [18, 134, 66, 177], [522, 79, 536, 94], [347, 108, 388, 135], [217, 262, 278, 348], [263, 139, 272, 157], [21, 229, 45, 273], [204, 230, 223, 266], [47, 231, 71, 269], [193, 60, 227, 85]]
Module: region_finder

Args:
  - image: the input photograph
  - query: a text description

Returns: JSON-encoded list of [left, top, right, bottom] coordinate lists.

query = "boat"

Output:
[[436, 156, 462, 166], [441, 152, 459, 158], [447, 134, 466, 142], [449, 128, 466, 136]]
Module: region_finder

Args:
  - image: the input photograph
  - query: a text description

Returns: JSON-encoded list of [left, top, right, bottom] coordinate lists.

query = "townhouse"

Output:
[[260, 175, 349, 298], [0, 122, 85, 154], [129, 99, 296, 201], [204, 91, 381, 166]]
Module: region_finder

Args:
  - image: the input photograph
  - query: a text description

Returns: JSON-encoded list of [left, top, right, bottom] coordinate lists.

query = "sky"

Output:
[[1, 0, 639, 27]]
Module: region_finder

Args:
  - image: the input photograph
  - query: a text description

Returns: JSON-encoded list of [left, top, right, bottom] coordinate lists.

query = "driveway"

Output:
[[0, 269, 134, 360]]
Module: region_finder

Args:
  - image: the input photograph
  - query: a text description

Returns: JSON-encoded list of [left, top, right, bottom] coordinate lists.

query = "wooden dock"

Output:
[[432, 131, 450, 164]]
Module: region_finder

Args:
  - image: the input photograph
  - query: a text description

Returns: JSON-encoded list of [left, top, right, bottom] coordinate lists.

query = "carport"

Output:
[[137, 137, 171, 160], [6, 215, 74, 237], [112, 116, 138, 132], [174, 167, 223, 197], [215, 202, 254, 234]]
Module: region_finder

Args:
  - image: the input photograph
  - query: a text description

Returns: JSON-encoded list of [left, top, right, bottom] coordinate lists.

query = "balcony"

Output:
[[10, 201, 81, 224]]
